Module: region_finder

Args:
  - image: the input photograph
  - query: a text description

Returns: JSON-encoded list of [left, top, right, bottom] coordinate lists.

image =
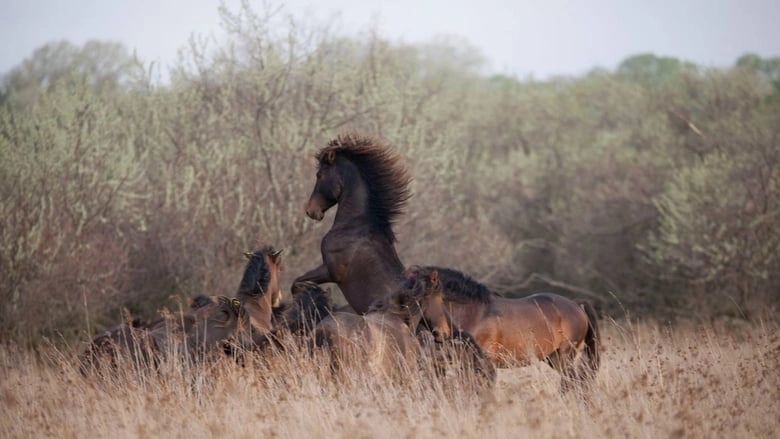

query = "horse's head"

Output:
[[188, 295, 249, 347], [237, 247, 284, 306], [306, 148, 343, 221], [387, 269, 450, 343]]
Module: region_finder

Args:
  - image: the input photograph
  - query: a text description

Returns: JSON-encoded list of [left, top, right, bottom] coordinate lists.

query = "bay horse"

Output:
[[279, 281, 335, 336], [295, 133, 412, 314], [245, 281, 335, 352], [80, 295, 248, 374], [406, 266, 600, 392], [381, 270, 497, 388], [236, 246, 284, 343], [313, 270, 451, 381]]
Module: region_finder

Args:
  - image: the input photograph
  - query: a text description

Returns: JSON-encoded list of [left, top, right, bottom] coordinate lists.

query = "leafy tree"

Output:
[[617, 53, 696, 86], [1, 40, 143, 108]]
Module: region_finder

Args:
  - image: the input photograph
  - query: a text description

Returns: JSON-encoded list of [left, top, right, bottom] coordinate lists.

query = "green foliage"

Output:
[[0, 74, 148, 339], [647, 109, 780, 317], [617, 53, 697, 87], [1, 3, 778, 342], [1, 40, 145, 110], [736, 53, 780, 89]]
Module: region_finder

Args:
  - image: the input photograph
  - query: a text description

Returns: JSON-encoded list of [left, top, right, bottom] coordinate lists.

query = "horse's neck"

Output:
[[333, 168, 370, 225], [244, 297, 274, 333], [271, 302, 292, 326]]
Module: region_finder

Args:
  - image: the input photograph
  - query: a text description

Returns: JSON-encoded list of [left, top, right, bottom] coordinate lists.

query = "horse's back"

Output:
[[314, 312, 368, 350], [316, 312, 414, 353], [362, 313, 418, 356], [517, 292, 585, 313], [315, 312, 416, 378]]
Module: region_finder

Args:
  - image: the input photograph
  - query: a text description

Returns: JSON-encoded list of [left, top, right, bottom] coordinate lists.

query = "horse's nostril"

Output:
[[306, 208, 323, 221]]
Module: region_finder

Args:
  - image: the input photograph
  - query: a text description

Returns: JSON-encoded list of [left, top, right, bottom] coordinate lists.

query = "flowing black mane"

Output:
[[237, 246, 274, 298], [317, 132, 412, 242], [420, 266, 495, 304]]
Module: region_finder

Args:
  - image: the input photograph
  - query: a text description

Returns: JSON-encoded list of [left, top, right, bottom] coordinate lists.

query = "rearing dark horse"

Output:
[[295, 133, 412, 314]]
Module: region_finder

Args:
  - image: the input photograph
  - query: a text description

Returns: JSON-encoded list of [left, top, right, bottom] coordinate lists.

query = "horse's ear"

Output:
[[244, 251, 253, 260], [429, 270, 439, 289], [324, 150, 336, 164], [230, 298, 242, 314], [270, 248, 284, 263]]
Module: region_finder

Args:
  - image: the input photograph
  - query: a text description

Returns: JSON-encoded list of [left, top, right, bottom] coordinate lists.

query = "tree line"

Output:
[[1, 3, 778, 342]]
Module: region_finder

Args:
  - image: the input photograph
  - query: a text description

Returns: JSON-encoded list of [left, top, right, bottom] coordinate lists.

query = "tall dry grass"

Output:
[[2, 319, 778, 438]]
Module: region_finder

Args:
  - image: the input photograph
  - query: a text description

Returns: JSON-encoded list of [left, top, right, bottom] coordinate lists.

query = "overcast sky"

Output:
[[2, 0, 779, 80]]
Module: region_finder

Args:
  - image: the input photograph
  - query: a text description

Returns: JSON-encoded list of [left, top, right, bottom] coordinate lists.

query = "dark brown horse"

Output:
[[79, 318, 156, 374], [295, 133, 412, 314], [148, 295, 250, 359], [244, 281, 336, 352], [280, 281, 335, 336], [236, 246, 283, 342], [406, 266, 600, 392]]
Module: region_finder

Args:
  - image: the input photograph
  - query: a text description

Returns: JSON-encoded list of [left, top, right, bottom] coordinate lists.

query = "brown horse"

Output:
[[295, 133, 412, 314], [380, 271, 497, 388], [80, 295, 248, 374], [244, 281, 336, 351], [313, 270, 450, 381], [79, 318, 156, 374], [406, 266, 600, 392], [236, 246, 284, 343], [280, 281, 335, 336]]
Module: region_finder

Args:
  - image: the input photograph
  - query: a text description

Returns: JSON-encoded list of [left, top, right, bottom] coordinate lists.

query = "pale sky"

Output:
[[2, 0, 779, 80]]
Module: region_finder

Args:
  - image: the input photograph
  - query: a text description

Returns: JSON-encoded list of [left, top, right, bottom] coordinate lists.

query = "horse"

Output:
[[243, 281, 335, 352], [79, 318, 156, 375], [313, 270, 450, 382], [406, 266, 600, 392], [295, 133, 412, 314], [380, 270, 497, 388], [280, 281, 335, 336], [80, 295, 248, 374], [236, 246, 284, 343]]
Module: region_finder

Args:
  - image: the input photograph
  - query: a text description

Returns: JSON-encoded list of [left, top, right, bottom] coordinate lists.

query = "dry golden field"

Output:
[[2, 319, 778, 438]]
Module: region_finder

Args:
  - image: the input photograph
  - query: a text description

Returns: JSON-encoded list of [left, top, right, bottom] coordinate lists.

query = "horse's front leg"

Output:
[[293, 264, 332, 286]]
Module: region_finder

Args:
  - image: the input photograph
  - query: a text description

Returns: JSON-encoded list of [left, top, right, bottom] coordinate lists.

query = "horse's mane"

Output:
[[236, 246, 274, 298], [422, 266, 495, 304], [317, 132, 412, 242], [273, 283, 333, 333]]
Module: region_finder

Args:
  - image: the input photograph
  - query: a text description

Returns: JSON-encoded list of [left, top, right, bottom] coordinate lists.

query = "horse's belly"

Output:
[[474, 319, 555, 366]]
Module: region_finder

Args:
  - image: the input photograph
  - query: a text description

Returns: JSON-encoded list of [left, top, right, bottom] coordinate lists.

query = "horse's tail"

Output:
[[580, 301, 600, 374]]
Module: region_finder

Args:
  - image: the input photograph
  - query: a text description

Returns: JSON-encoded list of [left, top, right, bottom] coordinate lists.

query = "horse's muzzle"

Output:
[[305, 199, 325, 221], [305, 207, 324, 221], [432, 328, 445, 344]]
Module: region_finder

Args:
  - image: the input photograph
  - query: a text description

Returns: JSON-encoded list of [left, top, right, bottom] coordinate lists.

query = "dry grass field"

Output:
[[2, 318, 778, 438]]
